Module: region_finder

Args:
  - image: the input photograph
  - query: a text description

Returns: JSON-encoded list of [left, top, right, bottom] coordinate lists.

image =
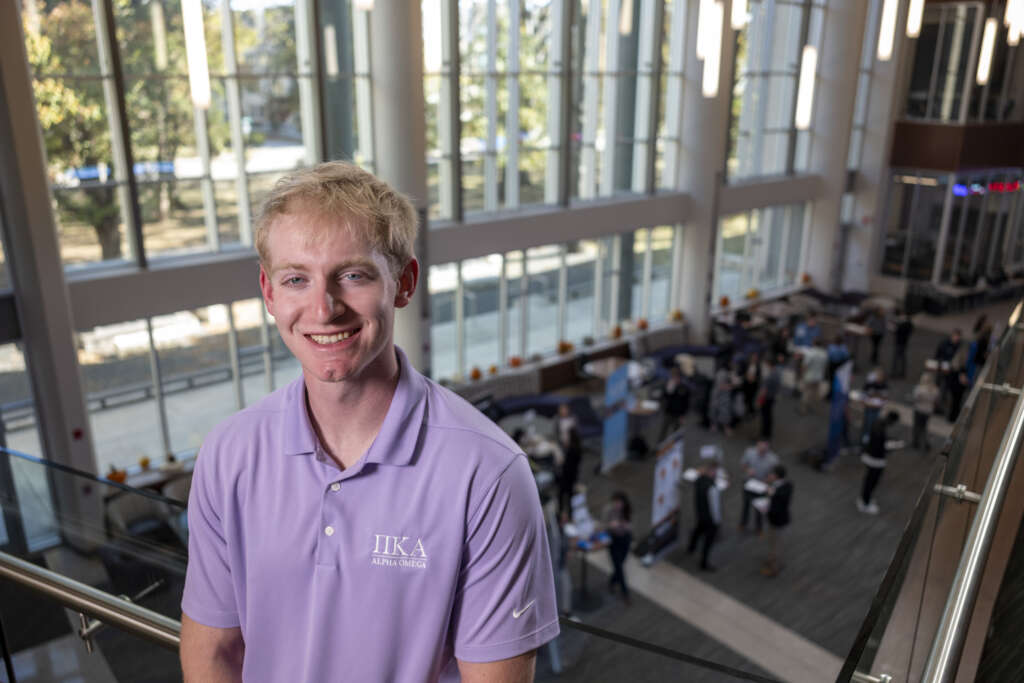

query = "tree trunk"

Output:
[[96, 214, 122, 260]]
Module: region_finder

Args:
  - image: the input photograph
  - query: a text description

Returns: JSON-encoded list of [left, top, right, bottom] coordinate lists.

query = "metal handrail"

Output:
[[0, 550, 180, 651], [922, 386, 1024, 682]]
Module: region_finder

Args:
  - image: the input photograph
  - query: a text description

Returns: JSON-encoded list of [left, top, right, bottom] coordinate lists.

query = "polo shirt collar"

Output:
[[279, 347, 427, 468]]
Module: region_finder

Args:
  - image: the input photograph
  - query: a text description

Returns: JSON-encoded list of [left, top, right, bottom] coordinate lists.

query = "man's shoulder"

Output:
[[421, 378, 521, 458], [201, 380, 298, 453]]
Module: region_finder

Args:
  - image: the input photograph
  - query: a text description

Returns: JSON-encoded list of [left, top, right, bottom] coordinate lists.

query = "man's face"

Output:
[[259, 210, 416, 386], [756, 441, 769, 456]]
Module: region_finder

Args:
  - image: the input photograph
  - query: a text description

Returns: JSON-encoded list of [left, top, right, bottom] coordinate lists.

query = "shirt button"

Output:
[[330, 482, 341, 492], [324, 526, 335, 537]]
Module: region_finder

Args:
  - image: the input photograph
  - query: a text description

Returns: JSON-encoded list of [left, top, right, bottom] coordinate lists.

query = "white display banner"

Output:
[[651, 439, 684, 525]]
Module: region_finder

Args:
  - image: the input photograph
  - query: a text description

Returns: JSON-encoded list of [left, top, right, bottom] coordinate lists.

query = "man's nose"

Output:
[[314, 283, 345, 320]]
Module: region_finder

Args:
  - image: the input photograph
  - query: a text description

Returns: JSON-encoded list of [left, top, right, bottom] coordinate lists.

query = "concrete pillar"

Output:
[[677, 0, 735, 342], [0, 1, 103, 546], [845, 0, 913, 293], [368, 1, 430, 373], [803, 0, 869, 294]]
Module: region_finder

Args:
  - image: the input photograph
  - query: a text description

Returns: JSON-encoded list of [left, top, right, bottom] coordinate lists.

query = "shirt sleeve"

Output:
[[450, 455, 560, 663], [181, 443, 240, 628]]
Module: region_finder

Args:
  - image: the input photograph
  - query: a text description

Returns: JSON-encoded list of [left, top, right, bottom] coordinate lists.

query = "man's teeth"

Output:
[[310, 331, 355, 344]]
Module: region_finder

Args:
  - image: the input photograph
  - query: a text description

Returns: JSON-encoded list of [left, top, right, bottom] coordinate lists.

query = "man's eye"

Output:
[[284, 276, 305, 285], [343, 273, 364, 281]]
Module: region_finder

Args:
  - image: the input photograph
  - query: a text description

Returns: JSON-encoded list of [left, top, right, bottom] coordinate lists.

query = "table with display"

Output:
[[563, 524, 612, 612]]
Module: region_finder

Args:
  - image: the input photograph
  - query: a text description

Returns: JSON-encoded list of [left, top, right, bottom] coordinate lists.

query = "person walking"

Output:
[[741, 352, 761, 420], [947, 349, 970, 422], [604, 491, 633, 603], [760, 465, 793, 577], [866, 307, 887, 366], [738, 440, 779, 534], [660, 366, 690, 441], [679, 354, 712, 430], [934, 328, 963, 415], [556, 403, 583, 515], [687, 460, 722, 571], [911, 371, 940, 452], [709, 363, 735, 435], [820, 343, 853, 471], [890, 310, 914, 379], [858, 411, 901, 514], [859, 367, 888, 446], [759, 356, 782, 439]]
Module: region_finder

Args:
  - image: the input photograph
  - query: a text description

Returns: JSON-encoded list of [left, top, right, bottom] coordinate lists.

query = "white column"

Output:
[[0, 1, 103, 544], [369, 0, 430, 373], [676, 0, 734, 341], [844, 0, 912, 292], [803, 0, 869, 294]]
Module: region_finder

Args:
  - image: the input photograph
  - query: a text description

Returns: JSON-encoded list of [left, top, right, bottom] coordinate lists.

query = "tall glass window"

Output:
[[429, 225, 685, 381], [525, 245, 560, 356], [24, 0, 325, 268], [0, 343, 57, 551], [727, 0, 825, 181], [565, 239, 599, 345], [714, 203, 807, 304], [462, 254, 502, 373], [429, 262, 458, 380], [571, 0, 669, 199], [904, 3, 981, 122], [878, 173, 949, 281]]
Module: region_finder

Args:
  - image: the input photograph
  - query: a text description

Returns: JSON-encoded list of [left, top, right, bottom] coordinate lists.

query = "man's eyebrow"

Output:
[[271, 259, 382, 276], [270, 262, 309, 275]]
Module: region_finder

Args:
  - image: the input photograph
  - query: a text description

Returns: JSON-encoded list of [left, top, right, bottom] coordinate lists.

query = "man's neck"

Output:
[[304, 348, 401, 470]]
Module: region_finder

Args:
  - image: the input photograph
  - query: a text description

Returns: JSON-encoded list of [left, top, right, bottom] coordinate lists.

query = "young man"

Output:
[[761, 465, 793, 577], [858, 410, 902, 514], [687, 459, 722, 571], [180, 162, 559, 682]]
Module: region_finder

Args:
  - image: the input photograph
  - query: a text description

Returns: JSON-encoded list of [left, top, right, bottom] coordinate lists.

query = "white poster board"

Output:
[[651, 439, 684, 525]]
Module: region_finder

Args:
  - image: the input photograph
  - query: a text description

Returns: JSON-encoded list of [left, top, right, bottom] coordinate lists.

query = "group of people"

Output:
[[688, 442, 793, 577]]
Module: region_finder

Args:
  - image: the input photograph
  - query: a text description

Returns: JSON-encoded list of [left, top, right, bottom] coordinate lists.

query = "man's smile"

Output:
[[306, 328, 361, 345]]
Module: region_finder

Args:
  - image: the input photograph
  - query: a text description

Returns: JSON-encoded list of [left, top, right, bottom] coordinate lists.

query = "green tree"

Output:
[[25, 0, 122, 259], [27, 0, 236, 260]]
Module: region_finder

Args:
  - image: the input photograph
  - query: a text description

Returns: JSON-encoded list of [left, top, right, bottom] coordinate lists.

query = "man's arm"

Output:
[[458, 650, 537, 683], [181, 613, 244, 683]]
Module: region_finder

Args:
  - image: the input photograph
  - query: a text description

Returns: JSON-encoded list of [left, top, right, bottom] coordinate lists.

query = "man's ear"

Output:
[[394, 258, 420, 308]]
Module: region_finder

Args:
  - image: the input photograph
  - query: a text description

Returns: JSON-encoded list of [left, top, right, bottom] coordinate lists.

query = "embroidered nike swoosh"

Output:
[[512, 599, 536, 619]]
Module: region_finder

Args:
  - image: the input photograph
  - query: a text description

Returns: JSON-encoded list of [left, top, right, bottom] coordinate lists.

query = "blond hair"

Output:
[[254, 161, 418, 274]]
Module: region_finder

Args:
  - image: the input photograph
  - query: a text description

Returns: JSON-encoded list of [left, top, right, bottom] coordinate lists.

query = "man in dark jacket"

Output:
[[761, 465, 792, 577], [890, 310, 914, 378], [687, 460, 721, 571], [934, 329, 962, 415], [858, 411, 901, 514]]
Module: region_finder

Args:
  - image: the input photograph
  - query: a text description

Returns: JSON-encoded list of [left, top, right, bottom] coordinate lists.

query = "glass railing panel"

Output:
[[0, 446, 188, 626], [841, 457, 948, 682], [841, 300, 1024, 682]]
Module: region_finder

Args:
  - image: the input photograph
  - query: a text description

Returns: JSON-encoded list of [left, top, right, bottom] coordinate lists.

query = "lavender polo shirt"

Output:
[[182, 349, 559, 682]]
